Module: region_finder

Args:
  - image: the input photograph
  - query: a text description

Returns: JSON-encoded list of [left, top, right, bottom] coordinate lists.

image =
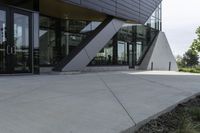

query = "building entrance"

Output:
[[0, 5, 33, 74]]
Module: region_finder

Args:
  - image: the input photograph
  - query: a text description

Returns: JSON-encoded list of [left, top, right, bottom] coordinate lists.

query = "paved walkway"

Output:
[[0, 71, 199, 133]]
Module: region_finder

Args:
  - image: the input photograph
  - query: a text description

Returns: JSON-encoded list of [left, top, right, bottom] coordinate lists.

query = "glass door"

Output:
[[0, 7, 10, 74], [11, 10, 32, 73], [136, 42, 143, 63], [0, 6, 33, 74], [128, 43, 136, 68]]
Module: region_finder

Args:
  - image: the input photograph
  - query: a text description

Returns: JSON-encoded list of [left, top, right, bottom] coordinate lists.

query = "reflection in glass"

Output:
[[40, 16, 56, 29], [39, 29, 56, 66], [136, 42, 142, 62], [145, 4, 162, 30], [39, 14, 160, 68], [39, 15, 100, 67], [61, 20, 87, 33], [14, 13, 31, 72], [80, 22, 101, 33], [60, 19, 101, 33], [91, 23, 159, 66], [90, 41, 113, 65], [118, 41, 128, 65], [61, 32, 86, 57], [0, 10, 6, 73], [129, 44, 133, 67]]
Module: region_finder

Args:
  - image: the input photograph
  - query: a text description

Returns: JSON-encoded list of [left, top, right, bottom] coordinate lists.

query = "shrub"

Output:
[[175, 116, 199, 133], [179, 67, 200, 73], [187, 107, 200, 121]]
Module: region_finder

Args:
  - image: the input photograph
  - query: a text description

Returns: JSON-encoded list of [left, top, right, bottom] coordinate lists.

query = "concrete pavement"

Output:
[[0, 71, 199, 133]]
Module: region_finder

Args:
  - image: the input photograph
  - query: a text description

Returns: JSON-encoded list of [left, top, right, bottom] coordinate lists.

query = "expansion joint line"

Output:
[[84, 48, 136, 126], [97, 74, 137, 126], [135, 76, 183, 91]]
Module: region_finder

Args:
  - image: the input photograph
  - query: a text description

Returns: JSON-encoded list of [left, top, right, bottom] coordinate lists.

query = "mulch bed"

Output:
[[135, 95, 200, 133]]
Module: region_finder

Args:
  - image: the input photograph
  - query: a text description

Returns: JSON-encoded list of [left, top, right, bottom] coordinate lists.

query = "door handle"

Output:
[[10, 46, 17, 55], [13, 46, 17, 54], [10, 46, 13, 54], [6, 45, 10, 55]]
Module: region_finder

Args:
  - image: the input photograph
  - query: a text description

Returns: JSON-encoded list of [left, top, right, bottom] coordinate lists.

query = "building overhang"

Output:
[[40, 0, 106, 21], [61, 0, 163, 24]]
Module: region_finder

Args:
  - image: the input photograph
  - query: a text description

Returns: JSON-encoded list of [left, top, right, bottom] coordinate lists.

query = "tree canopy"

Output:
[[177, 26, 200, 68], [182, 49, 199, 67], [191, 27, 200, 53]]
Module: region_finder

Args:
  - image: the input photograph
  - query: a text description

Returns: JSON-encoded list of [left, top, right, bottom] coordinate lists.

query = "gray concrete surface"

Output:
[[0, 71, 199, 133], [140, 32, 178, 71]]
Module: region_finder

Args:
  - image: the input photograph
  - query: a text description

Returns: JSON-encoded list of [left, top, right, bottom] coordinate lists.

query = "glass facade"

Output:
[[0, 1, 162, 74], [90, 24, 159, 67], [39, 16, 101, 66], [145, 4, 162, 30], [38, 15, 161, 68], [0, 5, 33, 74], [0, 10, 6, 73], [90, 4, 162, 67]]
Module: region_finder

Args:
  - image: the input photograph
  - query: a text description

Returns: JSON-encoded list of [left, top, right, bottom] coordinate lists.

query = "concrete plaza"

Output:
[[0, 71, 199, 133]]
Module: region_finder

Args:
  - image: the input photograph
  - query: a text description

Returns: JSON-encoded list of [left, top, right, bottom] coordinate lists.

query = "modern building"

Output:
[[0, 0, 177, 74]]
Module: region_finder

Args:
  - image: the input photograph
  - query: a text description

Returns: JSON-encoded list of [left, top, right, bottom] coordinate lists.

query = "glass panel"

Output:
[[61, 32, 86, 56], [80, 21, 101, 33], [136, 42, 142, 62], [145, 4, 162, 30], [61, 19, 101, 33], [68, 20, 88, 33], [39, 15, 101, 67], [90, 22, 159, 66], [0, 10, 7, 73], [14, 13, 31, 72], [39, 29, 56, 66], [117, 41, 128, 65], [118, 25, 133, 42], [39, 29, 87, 66], [90, 40, 113, 66], [40, 16, 56, 29], [129, 44, 133, 67]]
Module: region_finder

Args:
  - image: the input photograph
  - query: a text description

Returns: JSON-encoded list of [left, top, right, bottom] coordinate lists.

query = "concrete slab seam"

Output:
[[134, 75, 187, 92], [84, 42, 137, 126], [96, 74, 137, 126]]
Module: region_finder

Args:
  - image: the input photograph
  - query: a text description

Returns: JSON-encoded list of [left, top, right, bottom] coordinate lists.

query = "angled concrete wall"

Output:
[[139, 32, 178, 71], [62, 18, 125, 72]]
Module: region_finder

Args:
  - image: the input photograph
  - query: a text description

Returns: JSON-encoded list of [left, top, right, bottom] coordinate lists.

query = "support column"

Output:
[[112, 34, 118, 65], [33, 12, 40, 74]]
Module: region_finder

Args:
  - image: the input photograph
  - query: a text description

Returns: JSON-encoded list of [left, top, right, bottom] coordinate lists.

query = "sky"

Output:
[[162, 0, 200, 56]]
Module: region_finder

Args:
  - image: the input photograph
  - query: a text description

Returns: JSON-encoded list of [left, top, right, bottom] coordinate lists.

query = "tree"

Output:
[[182, 49, 199, 67], [191, 27, 200, 53], [176, 55, 184, 67]]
